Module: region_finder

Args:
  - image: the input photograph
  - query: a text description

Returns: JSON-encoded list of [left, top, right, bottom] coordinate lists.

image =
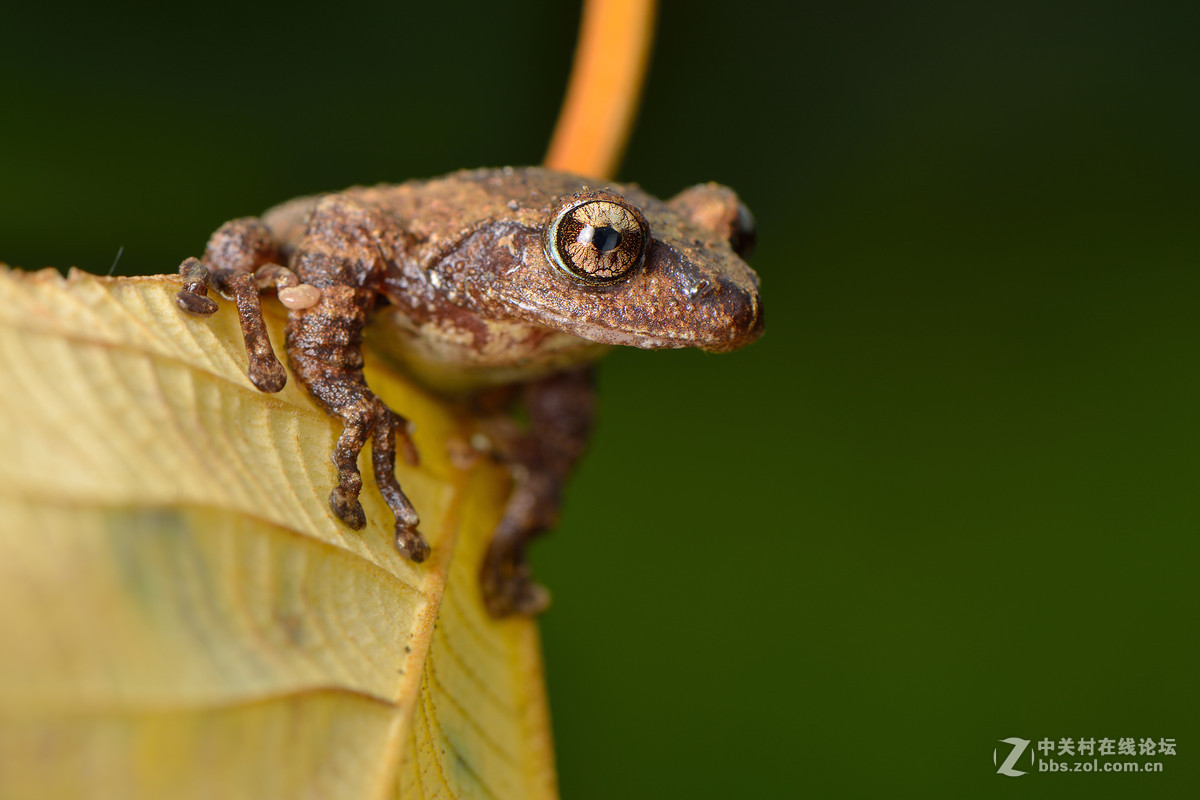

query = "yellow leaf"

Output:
[[0, 267, 557, 800]]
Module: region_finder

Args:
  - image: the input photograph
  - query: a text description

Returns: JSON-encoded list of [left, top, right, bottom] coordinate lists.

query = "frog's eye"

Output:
[[729, 202, 757, 260], [544, 197, 649, 285], [666, 183, 756, 260]]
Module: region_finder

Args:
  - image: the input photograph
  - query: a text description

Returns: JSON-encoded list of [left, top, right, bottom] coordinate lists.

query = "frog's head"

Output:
[[491, 181, 763, 353]]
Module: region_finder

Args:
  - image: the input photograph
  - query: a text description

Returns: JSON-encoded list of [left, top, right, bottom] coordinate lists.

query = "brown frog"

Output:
[[175, 166, 763, 616]]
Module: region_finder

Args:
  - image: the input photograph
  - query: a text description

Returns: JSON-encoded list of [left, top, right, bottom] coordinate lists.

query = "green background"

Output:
[[3, 1, 1196, 796]]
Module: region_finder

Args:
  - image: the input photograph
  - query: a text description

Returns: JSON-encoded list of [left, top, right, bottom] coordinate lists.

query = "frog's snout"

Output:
[[696, 276, 764, 353]]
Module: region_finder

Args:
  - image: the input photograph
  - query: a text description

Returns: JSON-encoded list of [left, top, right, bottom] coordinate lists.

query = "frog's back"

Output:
[[261, 167, 625, 254]]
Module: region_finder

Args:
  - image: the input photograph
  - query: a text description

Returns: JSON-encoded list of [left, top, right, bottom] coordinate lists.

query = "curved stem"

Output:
[[543, 0, 658, 180]]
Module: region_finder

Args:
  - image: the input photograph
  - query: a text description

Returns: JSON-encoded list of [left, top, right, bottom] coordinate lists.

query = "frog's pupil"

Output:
[[585, 225, 621, 253]]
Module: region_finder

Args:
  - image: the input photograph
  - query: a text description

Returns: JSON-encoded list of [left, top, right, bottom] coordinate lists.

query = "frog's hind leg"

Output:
[[479, 367, 596, 616], [284, 195, 428, 561]]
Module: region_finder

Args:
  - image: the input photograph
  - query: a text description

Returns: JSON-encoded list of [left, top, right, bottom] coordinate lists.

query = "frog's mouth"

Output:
[[507, 271, 764, 353]]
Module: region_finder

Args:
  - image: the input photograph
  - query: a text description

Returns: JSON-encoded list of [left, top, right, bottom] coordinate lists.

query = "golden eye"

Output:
[[544, 196, 649, 285]]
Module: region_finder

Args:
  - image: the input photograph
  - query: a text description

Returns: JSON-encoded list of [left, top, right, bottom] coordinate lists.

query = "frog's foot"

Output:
[[176, 257, 218, 315], [371, 404, 428, 562], [478, 466, 563, 617], [177, 258, 287, 392], [175, 217, 290, 393], [323, 393, 425, 558], [325, 402, 425, 562], [481, 538, 552, 617]]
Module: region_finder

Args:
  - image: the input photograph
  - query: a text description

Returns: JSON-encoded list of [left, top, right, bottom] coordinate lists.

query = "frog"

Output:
[[175, 166, 763, 617]]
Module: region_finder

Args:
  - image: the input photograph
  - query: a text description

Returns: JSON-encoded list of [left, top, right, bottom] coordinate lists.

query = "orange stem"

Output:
[[543, 0, 658, 180]]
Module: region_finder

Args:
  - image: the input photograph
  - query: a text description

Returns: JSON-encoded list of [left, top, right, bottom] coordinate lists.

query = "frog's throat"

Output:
[[365, 312, 611, 395]]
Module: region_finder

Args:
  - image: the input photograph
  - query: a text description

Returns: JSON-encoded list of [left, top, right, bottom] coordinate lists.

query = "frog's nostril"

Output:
[[693, 279, 763, 352]]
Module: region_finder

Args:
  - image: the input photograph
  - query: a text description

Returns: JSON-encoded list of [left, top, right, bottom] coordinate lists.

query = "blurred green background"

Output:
[[3, 0, 1196, 796]]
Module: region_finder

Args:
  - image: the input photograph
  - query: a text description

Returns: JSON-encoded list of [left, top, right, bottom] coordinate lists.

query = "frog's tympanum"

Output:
[[176, 167, 763, 616]]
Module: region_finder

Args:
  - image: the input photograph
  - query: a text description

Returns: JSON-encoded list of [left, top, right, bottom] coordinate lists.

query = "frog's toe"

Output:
[[330, 487, 367, 530], [248, 356, 288, 394], [176, 258, 219, 315], [510, 580, 551, 616], [176, 289, 218, 315], [481, 568, 552, 617], [395, 526, 430, 563]]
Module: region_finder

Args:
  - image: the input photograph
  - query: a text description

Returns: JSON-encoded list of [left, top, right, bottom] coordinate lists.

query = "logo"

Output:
[[995, 737, 1032, 777], [993, 734, 1175, 776]]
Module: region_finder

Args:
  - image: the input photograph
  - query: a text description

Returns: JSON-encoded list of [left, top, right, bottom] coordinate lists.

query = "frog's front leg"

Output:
[[284, 195, 428, 561], [176, 218, 289, 392], [480, 367, 596, 617], [176, 218, 322, 393]]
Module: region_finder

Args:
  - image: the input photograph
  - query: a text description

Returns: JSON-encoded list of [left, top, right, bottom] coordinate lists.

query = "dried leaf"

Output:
[[0, 267, 556, 800]]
